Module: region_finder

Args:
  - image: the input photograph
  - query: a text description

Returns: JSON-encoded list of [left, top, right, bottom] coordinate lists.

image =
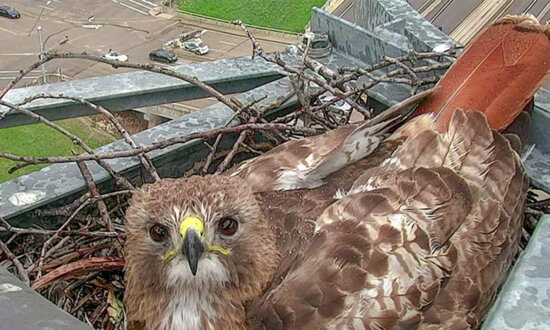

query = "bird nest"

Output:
[[1, 175, 547, 329], [1, 22, 548, 330]]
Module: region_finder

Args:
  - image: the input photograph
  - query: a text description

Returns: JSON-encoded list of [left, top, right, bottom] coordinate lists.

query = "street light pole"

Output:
[[37, 26, 47, 84]]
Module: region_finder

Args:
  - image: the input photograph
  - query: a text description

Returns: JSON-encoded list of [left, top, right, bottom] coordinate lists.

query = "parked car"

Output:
[[317, 94, 352, 124], [102, 50, 128, 62], [183, 38, 209, 55], [0, 5, 20, 19], [149, 49, 177, 63]]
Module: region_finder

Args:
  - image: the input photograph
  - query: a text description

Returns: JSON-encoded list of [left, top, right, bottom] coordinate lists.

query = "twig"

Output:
[[527, 198, 550, 209], [73, 150, 112, 231], [0, 226, 120, 238], [35, 190, 132, 278], [382, 56, 422, 94], [201, 96, 267, 174], [48, 52, 243, 112], [215, 130, 249, 174], [0, 123, 321, 166], [231, 20, 263, 58], [31, 257, 124, 290], [18, 94, 160, 182], [0, 56, 51, 100], [0, 100, 134, 189], [0, 239, 30, 285]]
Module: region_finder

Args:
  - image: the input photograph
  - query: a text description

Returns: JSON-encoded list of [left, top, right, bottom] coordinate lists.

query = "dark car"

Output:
[[0, 6, 20, 19], [149, 49, 177, 63]]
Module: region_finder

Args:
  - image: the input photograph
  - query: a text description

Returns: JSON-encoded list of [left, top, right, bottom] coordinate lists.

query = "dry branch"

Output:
[[31, 257, 124, 290], [0, 123, 321, 166]]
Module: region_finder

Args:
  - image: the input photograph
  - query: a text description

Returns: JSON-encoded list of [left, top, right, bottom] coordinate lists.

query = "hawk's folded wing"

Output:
[[247, 110, 528, 329]]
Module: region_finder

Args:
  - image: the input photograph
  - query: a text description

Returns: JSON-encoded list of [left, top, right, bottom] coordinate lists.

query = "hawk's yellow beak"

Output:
[[179, 216, 204, 238], [180, 216, 205, 276]]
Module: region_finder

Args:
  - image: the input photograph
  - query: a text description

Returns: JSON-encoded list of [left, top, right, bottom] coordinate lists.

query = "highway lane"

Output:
[[420, 0, 483, 35], [333, 0, 356, 23], [407, 0, 429, 10]]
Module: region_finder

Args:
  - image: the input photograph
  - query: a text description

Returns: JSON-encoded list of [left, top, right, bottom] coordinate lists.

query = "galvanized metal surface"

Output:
[[0, 57, 282, 128], [483, 215, 550, 329], [0, 267, 91, 330]]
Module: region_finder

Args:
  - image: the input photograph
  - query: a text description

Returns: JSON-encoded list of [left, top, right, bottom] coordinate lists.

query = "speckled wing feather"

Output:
[[228, 92, 430, 193], [246, 110, 527, 329]]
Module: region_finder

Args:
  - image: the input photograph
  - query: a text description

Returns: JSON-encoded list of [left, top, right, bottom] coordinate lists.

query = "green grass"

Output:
[[178, 0, 326, 33], [0, 118, 116, 183]]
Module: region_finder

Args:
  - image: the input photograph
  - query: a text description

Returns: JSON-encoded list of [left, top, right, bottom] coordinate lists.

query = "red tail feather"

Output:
[[415, 15, 550, 132]]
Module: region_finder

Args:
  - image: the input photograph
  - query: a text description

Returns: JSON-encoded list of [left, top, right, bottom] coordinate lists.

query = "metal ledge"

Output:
[[0, 57, 283, 128], [483, 215, 550, 329], [0, 267, 91, 330]]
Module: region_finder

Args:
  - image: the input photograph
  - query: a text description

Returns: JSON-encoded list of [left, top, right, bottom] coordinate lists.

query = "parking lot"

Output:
[[0, 0, 290, 89]]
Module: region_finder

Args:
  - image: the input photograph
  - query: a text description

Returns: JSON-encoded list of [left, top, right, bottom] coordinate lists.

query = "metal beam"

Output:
[[0, 57, 282, 128]]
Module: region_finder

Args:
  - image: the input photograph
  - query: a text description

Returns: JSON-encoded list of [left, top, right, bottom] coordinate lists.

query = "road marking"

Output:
[[140, 0, 158, 6], [219, 41, 238, 46], [523, 0, 538, 14], [450, 0, 513, 45], [209, 48, 226, 53], [0, 26, 23, 35], [538, 1, 550, 20], [113, 0, 150, 15], [418, 0, 434, 13], [0, 70, 41, 73], [38, 5, 55, 10], [420, 0, 442, 17], [340, 2, 354, 17], [0, 53, 39, 56], [126, 0, 153, 10], [0, 77, 40, 80], [430, 0, 453, 22]]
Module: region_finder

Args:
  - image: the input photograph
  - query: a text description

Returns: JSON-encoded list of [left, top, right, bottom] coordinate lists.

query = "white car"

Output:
[[183, 38, 209, 55], [103, 50, 128, 62], [318, 94, 352, 123]]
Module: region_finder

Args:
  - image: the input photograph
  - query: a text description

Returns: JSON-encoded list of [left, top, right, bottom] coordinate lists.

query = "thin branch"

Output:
[[35, 190, 132, 278], [215, 130, 248, 174], [0, 99, 134, 189], [48, 52, 243, 112], [0, 123, 321, 166], [20, 94, 160, 182], [0, 226, 120, 238], [201, 96, 267, 174], [73, 150, 112, 231], [0, 239, 30, 285]]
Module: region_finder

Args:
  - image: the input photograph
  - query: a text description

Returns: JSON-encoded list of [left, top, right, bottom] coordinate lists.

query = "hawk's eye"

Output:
[[150, 224, 167, 242], [218, 217, 238, 236]]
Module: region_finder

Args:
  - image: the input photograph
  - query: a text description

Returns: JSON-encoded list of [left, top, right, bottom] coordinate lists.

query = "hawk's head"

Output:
[[124, 175, 278, 329]]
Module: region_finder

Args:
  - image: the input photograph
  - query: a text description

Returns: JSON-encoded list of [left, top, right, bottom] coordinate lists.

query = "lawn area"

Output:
[[0, 118, 117, 183], [178, 0, 326, 33]]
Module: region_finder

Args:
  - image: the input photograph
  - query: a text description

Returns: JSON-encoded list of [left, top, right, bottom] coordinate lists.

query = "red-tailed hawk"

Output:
[[123, 15, 549, 329]]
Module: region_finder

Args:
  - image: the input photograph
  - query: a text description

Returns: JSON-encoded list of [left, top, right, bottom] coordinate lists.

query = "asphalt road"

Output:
[[0, 0, 288, 90], [333, 0, 356, 23]]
